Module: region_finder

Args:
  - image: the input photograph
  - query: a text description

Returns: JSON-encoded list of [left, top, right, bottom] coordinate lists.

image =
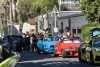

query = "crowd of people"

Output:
[[0, 27, 77, 53], [1, 32, 43, 52]]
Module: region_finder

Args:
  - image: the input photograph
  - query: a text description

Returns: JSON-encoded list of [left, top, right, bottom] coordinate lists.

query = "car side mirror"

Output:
[[86, 47, 92, 52]]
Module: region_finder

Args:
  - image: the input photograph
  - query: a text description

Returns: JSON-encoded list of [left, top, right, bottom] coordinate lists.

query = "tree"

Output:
[[18, 0, 59, 22], [32, 0, 59, 15], [0, 0, 7, 15], [80, 0, 100, 23], [18, 0, 34, 22], [60, 4, 69, 11]]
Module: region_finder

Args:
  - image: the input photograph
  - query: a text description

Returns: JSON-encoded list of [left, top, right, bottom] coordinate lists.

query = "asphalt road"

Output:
[[17, 52, 100, 67]]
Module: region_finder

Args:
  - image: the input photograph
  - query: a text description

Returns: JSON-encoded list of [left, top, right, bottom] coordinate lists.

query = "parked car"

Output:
[[78, 23, 100, 65], [54, 37, 81, 58], [37, 36, 59, 54]]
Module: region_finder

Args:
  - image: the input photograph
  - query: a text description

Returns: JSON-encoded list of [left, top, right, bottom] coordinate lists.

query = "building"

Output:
[[28, 18, 37, 34], [37, 14, 49, 34], [36, 0, 88, 37], [37, 11, 88, 37], [58, 0, 80, 11]]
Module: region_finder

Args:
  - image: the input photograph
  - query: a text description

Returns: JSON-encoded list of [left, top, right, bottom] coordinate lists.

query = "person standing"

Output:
[[25, 31, 30, 51], [30, 34, 33, 51], [21, 33, 26, 52], [63, 27, 70, 38], [32, 33, 37, 51]]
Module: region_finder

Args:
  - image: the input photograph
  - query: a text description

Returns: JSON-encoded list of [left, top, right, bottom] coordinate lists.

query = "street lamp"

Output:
[[51, 5, 59, 33]]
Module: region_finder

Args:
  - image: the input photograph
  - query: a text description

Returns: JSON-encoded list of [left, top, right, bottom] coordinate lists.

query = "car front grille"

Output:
[[95, 56, 100, 61]]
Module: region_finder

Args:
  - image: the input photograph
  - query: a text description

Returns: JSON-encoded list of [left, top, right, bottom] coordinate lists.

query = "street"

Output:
[[17, 52, 100, 67]]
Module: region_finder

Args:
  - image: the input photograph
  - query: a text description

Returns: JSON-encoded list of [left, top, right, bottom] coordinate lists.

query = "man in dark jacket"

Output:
[[25, 32, 30, 51], [32, 33, 37, 51]]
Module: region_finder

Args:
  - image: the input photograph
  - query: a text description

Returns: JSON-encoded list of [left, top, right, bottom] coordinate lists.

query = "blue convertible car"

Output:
[[37, 36, 59, 54]]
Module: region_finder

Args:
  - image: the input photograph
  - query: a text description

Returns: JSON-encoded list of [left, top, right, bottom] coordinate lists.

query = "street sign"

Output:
[[54, 27, 58, 32]]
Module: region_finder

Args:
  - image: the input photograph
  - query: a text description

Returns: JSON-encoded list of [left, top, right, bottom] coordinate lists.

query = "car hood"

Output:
[[43, 41, 57, 46], [92, 47, 100, 50]]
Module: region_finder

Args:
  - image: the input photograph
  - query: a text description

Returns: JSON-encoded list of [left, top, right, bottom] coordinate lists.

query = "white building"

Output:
[[37, 11, 88, 37], [37, 14, 49, 34], [58, 0, 80, 11], [37, 0, 88, 37]]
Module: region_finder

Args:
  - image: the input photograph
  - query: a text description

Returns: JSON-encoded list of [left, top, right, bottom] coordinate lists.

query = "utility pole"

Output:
[[59, 0, 62, 11], [51, 5, 59, 33]]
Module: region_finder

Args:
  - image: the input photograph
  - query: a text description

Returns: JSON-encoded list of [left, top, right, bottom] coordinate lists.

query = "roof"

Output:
[[28, 18, 37, 25], [58, 12, 83, 19]]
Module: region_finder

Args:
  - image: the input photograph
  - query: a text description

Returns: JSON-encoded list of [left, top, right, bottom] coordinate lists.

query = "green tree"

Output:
[[32, 0, 59, 15], [80, 0, 100, 23], [0, 0, 7, 14], [18, 0, 59, 22], [18, 0, 34, 22], [60, 4, 69, 11]]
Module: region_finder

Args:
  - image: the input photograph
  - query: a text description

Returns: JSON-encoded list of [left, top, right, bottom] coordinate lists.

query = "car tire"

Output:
[[43, 51, 47, 54], [54, 52, 59, 57], [62, 49, 67, 58], [78, 49, 84, 63], [37, 48, 41, 54], [90, 52, 95, 65]]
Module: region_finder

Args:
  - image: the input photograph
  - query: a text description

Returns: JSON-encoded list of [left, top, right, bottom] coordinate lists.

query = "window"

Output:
[[40, 21, 44, 29], [72, 29, 76, 34], [77, 29, 81, 34]]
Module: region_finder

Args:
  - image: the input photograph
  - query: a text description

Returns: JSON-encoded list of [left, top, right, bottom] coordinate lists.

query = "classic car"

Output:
[[37, 36, 59, 54], [54, 37, 81, 58], [78, 23, 100, 65]]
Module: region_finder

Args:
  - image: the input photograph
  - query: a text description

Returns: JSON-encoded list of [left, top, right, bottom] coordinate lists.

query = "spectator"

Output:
[[32, 33, 37, 51], [22, 33, 26, 52], [25, 31, 30, 51]]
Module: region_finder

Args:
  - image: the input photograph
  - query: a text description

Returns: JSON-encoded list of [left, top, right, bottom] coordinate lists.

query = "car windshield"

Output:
[[71, 37, 81, 42], [93, 39, 100, 47], [44, 37, 59, 41]]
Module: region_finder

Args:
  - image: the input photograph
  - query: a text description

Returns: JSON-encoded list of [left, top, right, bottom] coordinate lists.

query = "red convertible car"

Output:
[[54, 37, 81, 58]]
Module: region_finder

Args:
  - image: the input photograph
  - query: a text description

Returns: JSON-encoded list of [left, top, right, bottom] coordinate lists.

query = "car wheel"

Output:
[[90, 52, 95, 65], [78, 49, 84, 63], [37, 48, 41, 54], [54, 52, 59, 57], [43, 51, 48, 54], [62, 49, 67, 58]]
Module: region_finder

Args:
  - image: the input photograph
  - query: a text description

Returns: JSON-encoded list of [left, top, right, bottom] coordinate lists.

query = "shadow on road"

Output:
[[17, 52, 100, 67]]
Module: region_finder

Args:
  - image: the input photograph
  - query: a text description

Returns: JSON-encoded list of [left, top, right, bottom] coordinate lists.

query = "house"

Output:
[[22, 18, 37, 34], [37, 11, 88, 37], [28, 18, 37, 34], [58, 0, 80, 11]]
